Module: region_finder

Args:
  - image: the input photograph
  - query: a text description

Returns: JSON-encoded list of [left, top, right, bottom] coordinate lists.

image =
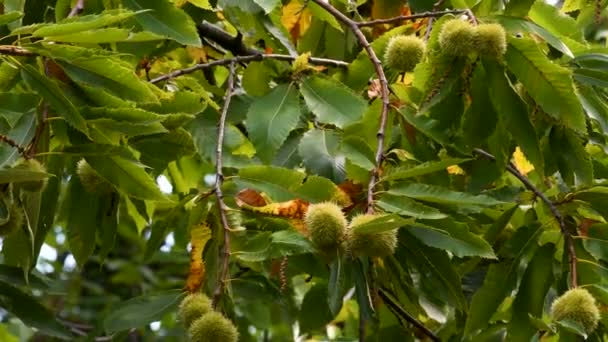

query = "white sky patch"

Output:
[[149, 321, 161, 331], [157, 175, 173, 194], [204, 174, 216, 187], [160, 232, 175, 252], [63, 254, 77, 272]]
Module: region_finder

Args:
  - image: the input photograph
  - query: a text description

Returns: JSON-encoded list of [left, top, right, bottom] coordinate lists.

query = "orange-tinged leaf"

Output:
[[281, 0, 312, 41], [447, 165, 465, 175], [185, 222, 212, 293], [237, 198, 310, 219], [236, 189, 269, 207]]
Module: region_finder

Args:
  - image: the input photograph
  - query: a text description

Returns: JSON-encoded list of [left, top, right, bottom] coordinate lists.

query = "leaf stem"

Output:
[[149, 54, 348, 84], [378, 288, 441, 342], [212, 61, 237, 308], [474, 148, 578, 287]]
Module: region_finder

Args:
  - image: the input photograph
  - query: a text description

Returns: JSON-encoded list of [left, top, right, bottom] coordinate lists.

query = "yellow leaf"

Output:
[[281, 0, 312, 41], [447, 165, 465, 175], [185, 222, 212, 293], [512, 146, 535, 175]]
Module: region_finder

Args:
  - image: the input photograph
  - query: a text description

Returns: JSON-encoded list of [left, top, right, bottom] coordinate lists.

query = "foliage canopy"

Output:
[[0, 0, 607, 341]]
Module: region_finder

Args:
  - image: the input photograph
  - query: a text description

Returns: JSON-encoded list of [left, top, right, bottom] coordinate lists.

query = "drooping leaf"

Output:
[[18, 63, 89, 136], [407, 221, 496, 258], [237, 165, 305, 202], [298, 129, 345, 183], [246, 83, 301, 163], [377, 193, 447, 220], [388, 183, 504, 208], [351, 214, 412, 234], [382, 158, 471, 182], [84, 156, 167, 201], [505, 36, 586, 132]]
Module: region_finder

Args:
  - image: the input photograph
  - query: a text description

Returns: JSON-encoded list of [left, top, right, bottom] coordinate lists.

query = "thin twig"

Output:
[[474, 148, 578, 287], [0, 134, 27, 157], [68, 0, 85, 17], [310, 0, 390, 216], [211, 61, 237, 308], [357, 9, 467, 27], [425, 0, 447, 40], [0, 45, 34, 56], [378, 288, 441, 342], [149, 54, 348, 84]]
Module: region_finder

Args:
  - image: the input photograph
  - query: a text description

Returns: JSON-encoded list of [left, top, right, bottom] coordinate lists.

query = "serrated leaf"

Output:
[[298, 129, 345, 183], [104, 290, 183, 333], [377, 193, 447, 220], [19, 63, 88, 136], [85, 156, 166, 201], [123, 0, 202, 46], [408, 221, 496, 258], [0, 12, 23, 26], [388, 183, 504, 207], [32, 9, 139, 37], [300, 76, 368, 128], [234, 230, 313, 262], [246, 83, 301, 163], [253, 0, 280, 13], [505, 36, 585, 132], [0, 168, 51, 184], [352, 214, 412, 234], [0, 281, 70, 339], [30, 44, 157, 103], [382, 158, 471, 182], [237, 165, 305, 202], [43, 28, 132, 43], [507, 243, 555, 341], [495, 16, 573, 58], [484, 60, 544, 175], [59, 177, 101, 267], [340, 136, 375, 170]]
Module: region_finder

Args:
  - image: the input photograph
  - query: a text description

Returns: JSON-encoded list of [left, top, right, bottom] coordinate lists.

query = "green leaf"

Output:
[[388, 183, 503, 207], [300, 76, 368, 128], [529, 1, 584, 42], [30, 44, 157, 103], [495, 16, 574, 58], [298, 283, 333, 333], [234, 230, 314, 262], [294, 175, 342, 203], [551, 127, 593, 186], [123, 0, 202, 46], [298, 129, 345, 183], [59, 177, 100, 267], [0, 281, 70, 339], [583, 224, 608, 262], [341, 136, 375, 171], [0, 12, 23, 26], [505, 36, 585, 132], [19, 63, 89, 136], [507, 243, 555, 341], [104, 290, 183, 333], [85, 156, 167, 201], [246, 83, 301, 163], [381, 158, 470, 182], [505, 0, 535, 16], [32, 9, 139, 37], [41, 28, 133, 43], [377, 193, 447, 220], [0, 265, 49, 289], [352, 214, 412, 234], [407, 221, 496, 258], [237, 165, 305, 202], [0, 168, 51, 184], [484, 60, 544, 175], [555, 319, 588, 338], [252, 0, 280, 13]]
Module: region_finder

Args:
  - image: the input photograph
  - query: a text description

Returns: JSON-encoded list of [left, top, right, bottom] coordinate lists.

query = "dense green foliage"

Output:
[[0, 0, 607, 341]]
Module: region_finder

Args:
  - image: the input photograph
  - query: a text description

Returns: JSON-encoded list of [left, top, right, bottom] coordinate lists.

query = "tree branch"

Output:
[[309, 0, 390, 216], [212, 61, 237, 308], [197, 21, 261, 57], [0, 134, 27, 157], [474, 148, 578, 287], [0, 46, 35, 56], [149, 54, 348, 84], [378, 288, 441, 342], [68, 0, 85, 17], [357, 9, 467, 27]]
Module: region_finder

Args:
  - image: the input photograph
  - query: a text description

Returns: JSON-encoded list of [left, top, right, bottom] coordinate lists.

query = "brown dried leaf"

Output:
[[185, 222, 212, 293]]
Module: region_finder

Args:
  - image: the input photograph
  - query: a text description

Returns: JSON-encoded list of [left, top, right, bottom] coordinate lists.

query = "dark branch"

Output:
[[309, 0, 390, 216], [0, 134, 27, 157], [212, 61, 237, 308], [0, 46, 35, 56], [474, 148, 578, 287], [357, 9, 468, 27], [197, 21, 261, 56], [149, 54, 348, 84], [378, 288, 441, 342]]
